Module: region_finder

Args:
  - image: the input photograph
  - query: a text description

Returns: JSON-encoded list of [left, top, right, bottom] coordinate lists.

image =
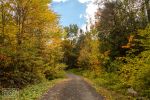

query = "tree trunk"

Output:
[[145, 0, 150, 23], [1, 1, 5, 42]]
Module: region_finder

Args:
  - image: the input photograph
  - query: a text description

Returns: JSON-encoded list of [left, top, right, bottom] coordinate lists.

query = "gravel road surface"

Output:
[[40, 74, 104, 100]]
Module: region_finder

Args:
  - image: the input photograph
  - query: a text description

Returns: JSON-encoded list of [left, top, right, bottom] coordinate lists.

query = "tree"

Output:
[[62, 24, 80, 68], [0, 0, 64, 88], [94, 0, 149, 60], [62, 40, 77, 68], [120, 25, 150, 97], [144, 0, 150, 23], [77, 32, 102, 73], [64, 24, 79, 38]]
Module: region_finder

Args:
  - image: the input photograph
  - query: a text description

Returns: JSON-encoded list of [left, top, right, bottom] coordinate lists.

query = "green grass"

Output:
[[0, 78, 64, 100], [20, 79, 64, 100]]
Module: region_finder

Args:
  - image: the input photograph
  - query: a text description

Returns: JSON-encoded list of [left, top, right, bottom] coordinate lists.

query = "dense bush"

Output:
[[44, 63, 67, 80], [119, 25, 150, 97]]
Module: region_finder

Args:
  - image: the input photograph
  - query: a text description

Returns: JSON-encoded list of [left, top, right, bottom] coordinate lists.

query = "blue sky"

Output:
[[51, 0, 98, 31], [52, 0, 87, 27]]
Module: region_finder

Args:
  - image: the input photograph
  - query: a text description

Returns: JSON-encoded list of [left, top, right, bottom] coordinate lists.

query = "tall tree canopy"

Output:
[[0, 0, 65, 88]]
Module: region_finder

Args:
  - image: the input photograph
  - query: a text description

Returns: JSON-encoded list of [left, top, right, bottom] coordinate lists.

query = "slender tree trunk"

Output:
[[145, 0, 150, 23], [1, 1, 5, 41], [16, 7, 25, 47]]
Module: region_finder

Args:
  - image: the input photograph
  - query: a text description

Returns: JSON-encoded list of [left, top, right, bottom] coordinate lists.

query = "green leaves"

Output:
[[77, 33, 102, 72], [119, 25, 150, 97]]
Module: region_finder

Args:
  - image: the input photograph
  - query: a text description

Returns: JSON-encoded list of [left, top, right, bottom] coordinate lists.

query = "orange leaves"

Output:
[[0, 54, 11, 61], [0, 54, 12, 67], [122, 35, 134, 49]]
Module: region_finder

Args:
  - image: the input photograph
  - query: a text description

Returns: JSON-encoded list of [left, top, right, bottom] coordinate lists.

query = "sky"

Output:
[[51, 0, 98, 31]]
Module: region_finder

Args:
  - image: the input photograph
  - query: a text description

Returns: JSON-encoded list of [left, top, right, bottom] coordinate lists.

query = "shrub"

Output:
[[44, 63, 67, 80], [119, 25, 150, 97]]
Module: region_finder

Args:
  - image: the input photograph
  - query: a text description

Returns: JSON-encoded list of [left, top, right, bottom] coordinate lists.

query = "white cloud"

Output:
[[81, 23, 91, 32], [80, 0, 98, 31], [81, 24, 87, 32], [85, 0, 98, 25], [53, 0, 68, 3]]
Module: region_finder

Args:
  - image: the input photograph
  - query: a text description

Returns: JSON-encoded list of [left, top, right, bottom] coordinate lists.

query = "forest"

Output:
[[0, 0, 150, 99]]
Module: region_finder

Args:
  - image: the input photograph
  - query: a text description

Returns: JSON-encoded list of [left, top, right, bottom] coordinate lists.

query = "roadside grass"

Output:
[[68, 69, 134, 100], [20, 79, 64, 100], [0, 78, 64, 100]]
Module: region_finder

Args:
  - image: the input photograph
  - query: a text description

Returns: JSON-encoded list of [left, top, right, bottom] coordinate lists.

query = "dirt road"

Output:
[[40, 74, 104, 100]]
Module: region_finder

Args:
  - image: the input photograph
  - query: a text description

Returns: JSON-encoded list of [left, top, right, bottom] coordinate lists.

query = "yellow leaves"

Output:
[[104, 50, 110, 56], [49, 25, 61, 33], [24, 0, 58, 31], [77, 34, 101, 70], [47, 37, 62, 49], [128, 35, 134, 43], [122, 35, 134, 49]]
